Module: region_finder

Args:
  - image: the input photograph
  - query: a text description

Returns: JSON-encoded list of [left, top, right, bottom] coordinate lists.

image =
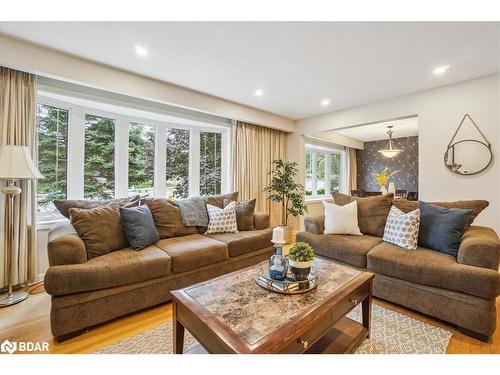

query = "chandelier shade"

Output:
[[378, 126, 403, 159]]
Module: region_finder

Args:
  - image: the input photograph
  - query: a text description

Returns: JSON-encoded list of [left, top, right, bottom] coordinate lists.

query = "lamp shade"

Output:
[[0, 145, 44, 179]]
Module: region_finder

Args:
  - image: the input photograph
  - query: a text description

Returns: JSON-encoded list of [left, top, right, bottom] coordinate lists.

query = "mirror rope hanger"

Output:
[[447, 114, 491, 148]]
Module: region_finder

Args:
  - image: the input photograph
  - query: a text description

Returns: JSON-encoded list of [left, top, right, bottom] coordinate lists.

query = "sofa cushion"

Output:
[[458, 226, 500, 271], [203, 191, 239, 208], [206, 228, 273, 257], [393, 199, 488, 228], [367, 241, 500, 299], [142, 198, 199, 238], [205, 202, 239, 234], [323, 200, 362, 235], [383, 206, 420, 251], [295, 231, 383, 268], [44, 245, 171, 296], [69, 204, 129, 260], [155, 234, 229, 273], [253, 212, 270, 230], [333, 192, 393, 237], [418, 201, 471, 256], [224, 198, 256, 231], [54, 195, 140, 218]]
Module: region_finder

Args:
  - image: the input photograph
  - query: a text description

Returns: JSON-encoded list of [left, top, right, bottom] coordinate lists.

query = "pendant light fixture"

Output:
[[378, 126, 403, 158]]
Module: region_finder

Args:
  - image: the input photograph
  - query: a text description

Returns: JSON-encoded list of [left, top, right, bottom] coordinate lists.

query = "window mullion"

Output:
[[311, 150, 317, 196], [154, 124, 167, 198], [221, 128, 230, 193], [67, 107, 85, 199], [341, 151, 348, 194], [325, 153, 331, 197], [189, 128, 200, 197], [114, 118, 129, 198]]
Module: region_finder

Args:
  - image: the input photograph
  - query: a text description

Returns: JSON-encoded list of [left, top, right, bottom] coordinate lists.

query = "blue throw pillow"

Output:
[[418, 201, 472, 256], [120, 205, 160, 250]]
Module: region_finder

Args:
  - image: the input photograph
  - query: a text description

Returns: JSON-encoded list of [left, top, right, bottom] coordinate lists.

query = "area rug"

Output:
[[94, 304, 452, 354]]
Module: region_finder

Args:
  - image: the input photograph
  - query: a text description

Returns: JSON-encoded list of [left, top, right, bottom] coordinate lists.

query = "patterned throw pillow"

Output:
[[383, 206, 420, 251], [205, 201, 239, 234]]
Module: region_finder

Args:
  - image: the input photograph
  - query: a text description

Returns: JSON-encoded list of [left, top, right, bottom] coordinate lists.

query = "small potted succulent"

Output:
[[288, 242, 315, 281]]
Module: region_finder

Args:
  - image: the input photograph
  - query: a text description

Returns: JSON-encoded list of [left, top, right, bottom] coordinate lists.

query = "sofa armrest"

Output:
[[304, 215, 325, 235], [48, 223, 87, 266], [254, 212, 270, 230], [457, 226, 500, 271]]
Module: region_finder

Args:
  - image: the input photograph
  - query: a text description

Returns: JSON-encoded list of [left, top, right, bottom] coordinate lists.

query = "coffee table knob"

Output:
[[301, 340, 309, 349], [350, 298, 359, 305]]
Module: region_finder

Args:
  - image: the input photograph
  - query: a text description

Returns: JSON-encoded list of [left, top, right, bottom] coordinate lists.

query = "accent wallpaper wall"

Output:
[[357, 136, 419, 192]]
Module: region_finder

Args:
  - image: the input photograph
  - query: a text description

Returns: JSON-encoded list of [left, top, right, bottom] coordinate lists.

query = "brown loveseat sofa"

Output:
[[297, 194, 500, 342], [44, 195, 274, 341]]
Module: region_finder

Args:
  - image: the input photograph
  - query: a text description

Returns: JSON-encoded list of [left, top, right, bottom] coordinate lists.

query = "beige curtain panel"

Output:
[[0, 67, 38, 288], [231, 121, 287, 227], [348, 147, 357, 192]]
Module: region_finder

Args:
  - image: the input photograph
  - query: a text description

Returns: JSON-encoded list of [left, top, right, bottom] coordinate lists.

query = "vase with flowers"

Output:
[[371, 167, 399, 194]]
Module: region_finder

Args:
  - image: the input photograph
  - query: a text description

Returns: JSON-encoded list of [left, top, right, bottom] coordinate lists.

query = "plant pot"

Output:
[[288, 259, 312, 281], [279, 225, 293, 245]]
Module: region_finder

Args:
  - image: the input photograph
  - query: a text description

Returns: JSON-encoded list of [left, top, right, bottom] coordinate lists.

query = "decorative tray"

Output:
[[255, 263, 318, 295]]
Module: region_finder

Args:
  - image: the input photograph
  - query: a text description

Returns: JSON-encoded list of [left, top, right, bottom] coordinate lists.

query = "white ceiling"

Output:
[[1, 22, 499, 120], [333, 117, 419, 142]]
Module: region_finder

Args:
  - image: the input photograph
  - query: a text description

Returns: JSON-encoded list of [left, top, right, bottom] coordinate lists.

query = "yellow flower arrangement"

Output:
[[372, 167, 399, 188]]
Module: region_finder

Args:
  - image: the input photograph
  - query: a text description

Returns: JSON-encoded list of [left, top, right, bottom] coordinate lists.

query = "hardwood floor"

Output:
[[0, 290, 499, 354]]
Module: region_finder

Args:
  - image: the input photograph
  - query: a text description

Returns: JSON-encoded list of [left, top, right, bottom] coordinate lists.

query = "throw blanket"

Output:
[[173, 197, 209, 227]]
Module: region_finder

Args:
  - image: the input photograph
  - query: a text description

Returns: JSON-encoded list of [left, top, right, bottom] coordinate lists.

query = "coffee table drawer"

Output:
[[331, 283, 369, 324], [280, 314, 332, 353]]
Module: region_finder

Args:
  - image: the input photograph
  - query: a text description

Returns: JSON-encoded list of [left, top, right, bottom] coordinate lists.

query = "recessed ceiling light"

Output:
[[254, 89, 264, 97], [321, 98, 331, 106], [433, 65, 450, 75], [134, 45, 149, 57]]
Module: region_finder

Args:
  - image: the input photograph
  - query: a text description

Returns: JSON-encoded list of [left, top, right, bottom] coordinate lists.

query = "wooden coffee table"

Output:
[[171, 257, 374, 354]]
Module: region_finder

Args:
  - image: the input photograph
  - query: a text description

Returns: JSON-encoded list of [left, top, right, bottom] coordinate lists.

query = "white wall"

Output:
[[297, 74, 500, 231]]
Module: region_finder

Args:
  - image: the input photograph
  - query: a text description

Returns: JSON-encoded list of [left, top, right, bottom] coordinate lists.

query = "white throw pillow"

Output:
[[205, 201, 239, 234], [383, 206, 420, 251], [323, 200, 362, 235]]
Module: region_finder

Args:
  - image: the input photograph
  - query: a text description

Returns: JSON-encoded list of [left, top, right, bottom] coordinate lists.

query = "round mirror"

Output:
[[444, 140, 492, 175]]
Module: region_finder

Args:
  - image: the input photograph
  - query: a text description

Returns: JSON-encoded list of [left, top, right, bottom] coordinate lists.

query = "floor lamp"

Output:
[[0, 145, 44, 307]]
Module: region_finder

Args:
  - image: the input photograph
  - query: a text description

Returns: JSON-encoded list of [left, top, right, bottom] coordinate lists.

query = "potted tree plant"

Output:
[[265, 160, 308, 244], [288, 242, 315, 281]]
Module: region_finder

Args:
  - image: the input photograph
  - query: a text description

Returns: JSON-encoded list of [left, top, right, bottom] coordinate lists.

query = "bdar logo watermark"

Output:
[[1, 339, 49, 354], [1, 340, 16, 354]]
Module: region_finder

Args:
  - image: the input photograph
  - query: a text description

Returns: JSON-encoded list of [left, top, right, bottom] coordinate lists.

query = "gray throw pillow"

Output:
[[120, 205, 160, 250]]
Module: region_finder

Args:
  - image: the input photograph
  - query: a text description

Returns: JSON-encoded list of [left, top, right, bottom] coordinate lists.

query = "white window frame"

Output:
[[305, 143, 347, 201], [36, 95, 231, 226]]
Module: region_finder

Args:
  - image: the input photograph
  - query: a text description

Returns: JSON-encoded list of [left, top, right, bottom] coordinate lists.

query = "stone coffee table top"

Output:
[[184, 257, 361, 345]]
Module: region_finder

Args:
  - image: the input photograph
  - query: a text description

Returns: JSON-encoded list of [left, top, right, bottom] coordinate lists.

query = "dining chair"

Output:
[[395, 189, 408, 198], [362, 191, 383, 197], [351, 189, 363, 197], [407, 191, 419, 201]]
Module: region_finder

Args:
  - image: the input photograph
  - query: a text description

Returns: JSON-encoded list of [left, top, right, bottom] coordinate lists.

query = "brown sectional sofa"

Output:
[[297, 208, 500, 342], [45, 210, 274, 341]]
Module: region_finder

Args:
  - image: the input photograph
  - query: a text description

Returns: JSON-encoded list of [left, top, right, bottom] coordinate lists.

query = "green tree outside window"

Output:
[[84, 114, 115, 199]]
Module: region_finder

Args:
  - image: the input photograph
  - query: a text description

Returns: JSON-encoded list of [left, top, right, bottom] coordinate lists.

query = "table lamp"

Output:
[[0, 145, 44, 307]]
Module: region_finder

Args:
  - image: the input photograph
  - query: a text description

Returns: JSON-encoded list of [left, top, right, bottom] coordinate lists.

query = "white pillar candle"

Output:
[[272, 226, 285, 244]]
